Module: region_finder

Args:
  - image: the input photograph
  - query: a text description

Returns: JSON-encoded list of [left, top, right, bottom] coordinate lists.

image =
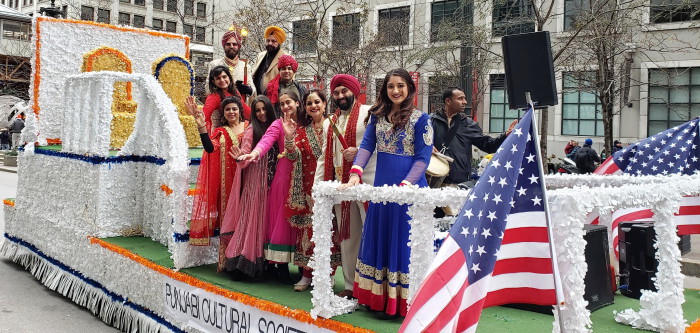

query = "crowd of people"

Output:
[[187, 25, 522, 319]]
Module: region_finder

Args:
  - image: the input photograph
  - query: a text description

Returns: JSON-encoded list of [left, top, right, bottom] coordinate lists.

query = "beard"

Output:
[[225, 48, 239, 59], [266, 44, 280, 53], [334, 95, 355, 111]]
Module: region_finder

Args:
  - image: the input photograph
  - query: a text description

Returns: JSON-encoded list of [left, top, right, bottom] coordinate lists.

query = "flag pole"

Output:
[[526, 92, 565, 333]]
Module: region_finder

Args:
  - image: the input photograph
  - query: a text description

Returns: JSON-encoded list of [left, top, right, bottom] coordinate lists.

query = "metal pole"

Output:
[[527, 92, 565, 333]]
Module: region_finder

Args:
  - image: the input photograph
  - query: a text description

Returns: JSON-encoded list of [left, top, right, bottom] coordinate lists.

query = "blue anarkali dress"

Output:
[[351, 109, 433, 316]]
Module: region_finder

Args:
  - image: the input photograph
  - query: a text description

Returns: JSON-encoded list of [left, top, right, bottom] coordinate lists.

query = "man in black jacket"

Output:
[[431, 87, 516, 186], [575, 138, 601, 173]]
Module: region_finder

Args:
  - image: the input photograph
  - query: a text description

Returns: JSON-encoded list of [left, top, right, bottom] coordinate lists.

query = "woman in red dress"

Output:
[[203, 66, 251, 130]]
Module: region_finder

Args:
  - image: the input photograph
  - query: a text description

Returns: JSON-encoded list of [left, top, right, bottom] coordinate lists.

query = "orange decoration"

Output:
[[160, 184, 173, 196], [187, 188, 199, 196], [687, 318, 700, 333], [46, 138, 62, 145], [3, 199, 15, 207], [88, 237, 373, 333], [31, 16, 190, 117]]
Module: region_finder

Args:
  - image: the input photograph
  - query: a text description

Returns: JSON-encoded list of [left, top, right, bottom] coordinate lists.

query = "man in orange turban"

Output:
[[251, 26, 288, 95]]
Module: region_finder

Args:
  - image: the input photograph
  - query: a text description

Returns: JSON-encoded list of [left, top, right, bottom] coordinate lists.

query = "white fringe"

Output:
[[1, 239, 175, 333]]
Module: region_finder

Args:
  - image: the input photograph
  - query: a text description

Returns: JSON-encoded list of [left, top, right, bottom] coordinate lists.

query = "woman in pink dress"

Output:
[[238, 91, 303, 283], [222, 95, 278, 280]]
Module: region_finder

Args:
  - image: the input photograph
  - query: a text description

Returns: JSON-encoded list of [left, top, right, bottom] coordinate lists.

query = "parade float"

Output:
[[1, 16, 699, 333]]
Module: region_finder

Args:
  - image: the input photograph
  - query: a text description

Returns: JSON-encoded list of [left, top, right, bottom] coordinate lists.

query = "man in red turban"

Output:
[[206, 26, 255, 100], [264, 54, 305, 115], [314, 74, 375, 299]]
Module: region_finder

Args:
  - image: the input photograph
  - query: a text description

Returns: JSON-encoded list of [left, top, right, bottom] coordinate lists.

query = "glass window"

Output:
[[195, 26, 205, 42], [431, 0, 464, 42], [80, 5, 94, 21], [134, 0, 144, 5], [428, 75, 460, 113], [183, 24, 193, 38], [97, 8, 110, 23], [184, 0, 193, 15], [167, 0, 177, 12], [378, 6, 410, 46], [119, 0, 129, 3], [293, 19, 317, 53], [564, 0, 591, 30], [648, 67, 700, 134], [489, 74, 525, 132], [196, 2, 206, 18], [166, 20, 177, 33], [119, 12, 130, 26], [491, 0, 535, 37], [133, 15, 145, 28], [153, 0, 163, 10], [561, 72, 603, 136], [332, 14, 360, 49], [152, 18, 163, 30], [650, 0, 700, 23], [2, 21, 20, 39]]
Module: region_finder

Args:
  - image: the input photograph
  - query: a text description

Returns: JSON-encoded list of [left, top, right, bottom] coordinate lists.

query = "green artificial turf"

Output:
[[102, 236, 700, 333]]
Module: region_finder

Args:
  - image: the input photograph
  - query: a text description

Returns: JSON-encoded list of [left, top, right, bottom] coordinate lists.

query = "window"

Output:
[[492, 0, 535, 37], [378, 6, 410, 46], [119, 0, 129, 3], [133, 15, 145, 28], [80, 5, 94, 21], [97, 8, 110, 24], [428, 75, 459, 113], [650, 0, 700, 23], [332, 14, 360, 49], [184, 0, 193, 15], [153, 0, 163, 10], [152, 18, 163, 30], [119, 12, 130, 26], [167, 0, 177, 12], [2, 21, 29, 40], [489, 74, 525, 132], [183, 24, 193, 38], [648, 68, 700, 134], [134, 0, 145, 5], [431, 0, 464, 42], [195, 26, 205, 42], [563, 0, 592, 30], [562, 72, 603, 136], [166, 20, 177, 33], [293, 19, 317, 53], [196, 2, 206, 17]]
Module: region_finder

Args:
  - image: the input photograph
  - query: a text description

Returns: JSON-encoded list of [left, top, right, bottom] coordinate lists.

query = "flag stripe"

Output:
[[493, 257, 553, 275], [487, 272, 556, 291], [484, 287, 558, 307], [501, 227, 550, 244], [496, 242, 552, 260]]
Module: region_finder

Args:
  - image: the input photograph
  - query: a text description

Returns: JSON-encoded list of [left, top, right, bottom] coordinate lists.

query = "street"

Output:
[[0, 171, 118, 333]]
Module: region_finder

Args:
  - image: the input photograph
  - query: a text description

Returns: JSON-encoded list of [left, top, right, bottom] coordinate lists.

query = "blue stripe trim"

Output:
[[189, 158, 201, 166], [3, 233, 184, 333], [34, 147, 166, 166], [173, 228, 219, 242], [153, 56, 195, 96]]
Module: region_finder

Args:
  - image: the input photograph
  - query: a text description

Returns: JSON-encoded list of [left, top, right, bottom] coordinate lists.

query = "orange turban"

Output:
[[264, 26, 286, 44]]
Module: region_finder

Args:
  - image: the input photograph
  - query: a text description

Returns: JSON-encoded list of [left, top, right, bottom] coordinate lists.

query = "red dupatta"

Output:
[[190, 124, 246, 246], [285, 124, 324, 227], [323, 102, 360, 241]]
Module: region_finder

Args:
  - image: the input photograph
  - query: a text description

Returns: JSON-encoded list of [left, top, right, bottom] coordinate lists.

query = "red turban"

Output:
[[330, 74, 360, 97], [277, 54, 298, 72], [221, 29, 242, 48]]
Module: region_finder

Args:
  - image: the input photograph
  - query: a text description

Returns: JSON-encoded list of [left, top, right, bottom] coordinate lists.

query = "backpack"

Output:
[[575, 147, 592, 168]]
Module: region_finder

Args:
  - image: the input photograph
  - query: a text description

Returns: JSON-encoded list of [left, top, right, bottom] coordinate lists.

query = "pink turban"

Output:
[[221, 29, 242, 48], [277, 54, 298, 72], [330, 74, 360, 97]]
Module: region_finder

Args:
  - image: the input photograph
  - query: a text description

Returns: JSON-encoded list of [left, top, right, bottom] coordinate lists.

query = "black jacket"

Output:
[[431, 110, 507, 184], [574, 145, 601, 173]]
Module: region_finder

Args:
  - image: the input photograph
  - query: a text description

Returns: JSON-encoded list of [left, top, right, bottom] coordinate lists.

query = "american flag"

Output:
[[400, 108, 561, 333], [593, 118, 700, 257]]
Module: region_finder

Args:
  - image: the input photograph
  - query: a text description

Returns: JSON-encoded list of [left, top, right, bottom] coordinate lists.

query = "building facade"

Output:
[[0, 3, 31, 99]]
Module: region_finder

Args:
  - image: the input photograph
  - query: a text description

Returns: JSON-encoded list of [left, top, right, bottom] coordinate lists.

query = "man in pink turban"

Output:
[[264, 54, 305, 116], [206, 27, 255, 99], [314, 74, 376, 299]]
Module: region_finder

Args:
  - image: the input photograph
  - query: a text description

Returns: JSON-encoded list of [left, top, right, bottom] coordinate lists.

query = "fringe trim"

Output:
[[0, 238, 181, 333]]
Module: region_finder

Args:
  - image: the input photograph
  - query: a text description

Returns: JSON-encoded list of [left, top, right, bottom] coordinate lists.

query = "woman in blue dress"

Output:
[[339, 68, 433, 318]]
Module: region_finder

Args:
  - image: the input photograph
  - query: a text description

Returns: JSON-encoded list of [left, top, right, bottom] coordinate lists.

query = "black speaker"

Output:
[[501, 31, 558, 109], [619, 223, 658, 299], [502, 225, 614, 314], [583, 224, 615, 311], [679, 234, 691, 255]]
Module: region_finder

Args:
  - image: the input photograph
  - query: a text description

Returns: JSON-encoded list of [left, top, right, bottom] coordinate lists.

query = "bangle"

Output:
[[399, 180, 411, 186], [349, 166, 363, 178]]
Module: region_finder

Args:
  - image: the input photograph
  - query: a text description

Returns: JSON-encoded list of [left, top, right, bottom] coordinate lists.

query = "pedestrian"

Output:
[[0, 128, 10, 150], [565, 140, 580, 159], [612, 140, 623, 154], [574, 138, 601, 173], [251, 26, 288, 95], [10, 114, 24, 149]]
